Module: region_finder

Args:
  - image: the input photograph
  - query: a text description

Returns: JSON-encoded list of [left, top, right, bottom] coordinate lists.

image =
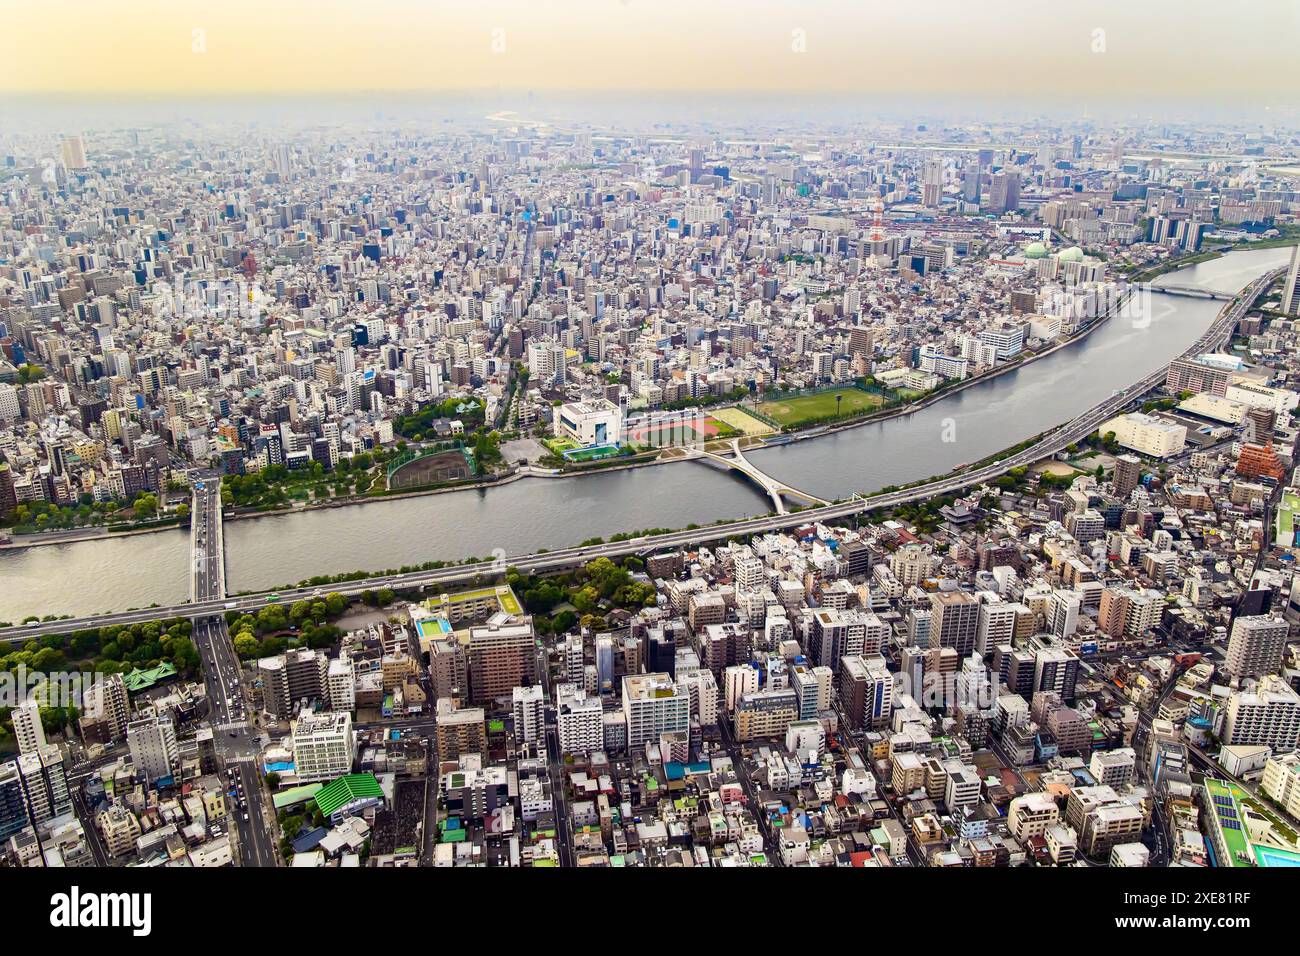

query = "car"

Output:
[[229, 730, 238, 738]]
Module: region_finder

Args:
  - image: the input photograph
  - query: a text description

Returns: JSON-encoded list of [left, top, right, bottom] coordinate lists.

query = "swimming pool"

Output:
[[1255, 847, 1300, 867]]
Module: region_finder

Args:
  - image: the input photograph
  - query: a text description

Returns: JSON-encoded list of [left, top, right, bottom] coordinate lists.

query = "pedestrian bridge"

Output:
[[688, 438, 830, 515]]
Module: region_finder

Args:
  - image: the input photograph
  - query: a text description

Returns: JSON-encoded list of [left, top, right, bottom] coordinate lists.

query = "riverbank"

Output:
[[0, 282, 1143, 552], [0, 517, 187, 551], [9, 269, 1268, 630]]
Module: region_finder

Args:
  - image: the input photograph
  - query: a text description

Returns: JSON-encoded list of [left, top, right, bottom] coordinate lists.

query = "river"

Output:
[[1, 244, 1292, 620]]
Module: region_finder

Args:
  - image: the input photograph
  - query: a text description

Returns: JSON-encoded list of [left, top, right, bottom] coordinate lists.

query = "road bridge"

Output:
[[1151, 284, 1231, 300], [190, 475, 226, 603]]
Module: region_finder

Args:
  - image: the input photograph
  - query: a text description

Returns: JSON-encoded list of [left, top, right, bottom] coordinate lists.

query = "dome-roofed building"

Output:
[[1058, 246, 1085, 263], [1024, 241, 1048, 259]]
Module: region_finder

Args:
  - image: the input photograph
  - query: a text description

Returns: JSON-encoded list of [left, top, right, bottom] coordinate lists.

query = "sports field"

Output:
[[711, 406, 776, 436], [627, 417, 720, 444], [626, 414, 742, 446], [562, 443, 620, 462], [756, 387, 884, 428]]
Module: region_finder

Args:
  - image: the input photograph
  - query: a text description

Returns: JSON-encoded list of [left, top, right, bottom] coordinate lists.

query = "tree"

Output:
[[233, 633, 260, 658], [16, 363, 45, 385]]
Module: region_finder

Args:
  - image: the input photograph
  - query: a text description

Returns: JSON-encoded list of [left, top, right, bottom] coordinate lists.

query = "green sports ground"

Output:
[[755, 387, 884, 428]]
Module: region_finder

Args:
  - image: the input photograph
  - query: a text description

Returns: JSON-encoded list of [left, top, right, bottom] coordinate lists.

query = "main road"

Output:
[[188, 472, 278, 868], [5, 266, 1279, 645]]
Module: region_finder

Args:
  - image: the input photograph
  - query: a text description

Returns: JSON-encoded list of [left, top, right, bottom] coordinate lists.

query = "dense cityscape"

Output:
[[0, 16, 1297, 935]]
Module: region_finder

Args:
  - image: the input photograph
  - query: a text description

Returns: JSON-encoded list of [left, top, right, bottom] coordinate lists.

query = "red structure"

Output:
[[1235, 442, 1287, 482]]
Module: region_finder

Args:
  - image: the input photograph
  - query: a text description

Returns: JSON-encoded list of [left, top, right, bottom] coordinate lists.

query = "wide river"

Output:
[[2, 245, 1293, 619]]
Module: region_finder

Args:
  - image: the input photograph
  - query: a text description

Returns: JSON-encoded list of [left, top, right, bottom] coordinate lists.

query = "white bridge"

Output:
[[1150, 284, 1230, 300], [687, 438, 829, 515]]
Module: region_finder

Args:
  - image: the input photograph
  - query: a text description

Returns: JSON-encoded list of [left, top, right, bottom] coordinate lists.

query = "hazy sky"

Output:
[[2, 0, 1298, 103]]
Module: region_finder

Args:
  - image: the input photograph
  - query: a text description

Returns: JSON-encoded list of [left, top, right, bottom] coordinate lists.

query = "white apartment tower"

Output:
[[622, 673, 690, 750]]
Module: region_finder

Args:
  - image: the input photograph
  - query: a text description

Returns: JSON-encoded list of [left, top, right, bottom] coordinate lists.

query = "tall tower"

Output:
[[870, 197, 886, 243], [1281, 243, 1300, 317]]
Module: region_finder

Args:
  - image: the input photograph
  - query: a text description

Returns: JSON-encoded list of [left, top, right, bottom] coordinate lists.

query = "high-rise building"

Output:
[[1047, 590, 1082, 640], [429, 638, 468, 703], [0, 462, 17, 520], [12, 701, 46, 755], [791, 663, 833, 720], [60, 135, 88, 170], [127, 715, 179, 783], [1225, 615, 1289, 681], [1035, 647, 1080, 700], [733, 688, 799, 742], [434, 698, 486, 758], [1281, 243, 1300, 316], [988, 172, 1020, 214], [1223, 675, 1300, 750], [1089, 748, 1137, 788], [595, 633, 614, 693], [466, 617, 537, 705], [0, 760, 30, 840], [556, 684, 604, 756], [929, 591, 980, 657], [1098, 587, 1162, 639], [15, 746, 71, 826], [259, 648, 329, 718], [327, 656, 356, 712], [1113, 454, 1142, 499], [511, 684, 545, 744], [724, 664, 760, 711], [1236, 442, 1287, 482], [79, 673, 130, 743], [622, 673, 690, 750], [840, 654, 893, 730], [291, 711, 355, 783]]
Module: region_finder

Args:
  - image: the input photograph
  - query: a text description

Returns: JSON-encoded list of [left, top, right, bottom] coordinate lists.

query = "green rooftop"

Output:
[[314, 773, 384, 818], [123, 661, 177, 693], [1205, 778, 1300, 868], [272, 783, 322, 810]]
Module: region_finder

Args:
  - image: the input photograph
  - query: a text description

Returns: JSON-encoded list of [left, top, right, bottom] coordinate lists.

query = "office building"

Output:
[[291, 711, 355, 784]]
